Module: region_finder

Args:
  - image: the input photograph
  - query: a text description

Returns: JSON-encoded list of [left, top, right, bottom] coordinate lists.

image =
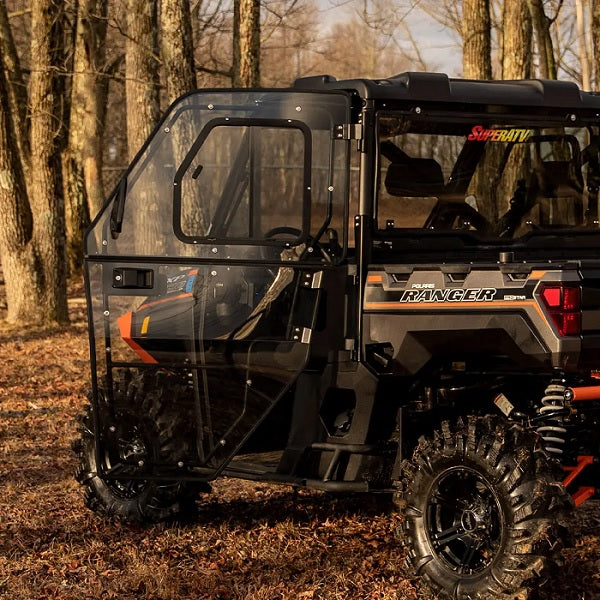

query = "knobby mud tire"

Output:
[[74, 368, 209, 524], [397, 415, 572, 600]]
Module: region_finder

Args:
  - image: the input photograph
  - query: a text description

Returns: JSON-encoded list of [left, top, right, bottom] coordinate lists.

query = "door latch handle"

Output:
[[112, 268, 154, 289]]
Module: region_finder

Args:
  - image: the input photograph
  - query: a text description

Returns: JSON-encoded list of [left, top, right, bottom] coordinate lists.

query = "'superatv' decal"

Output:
[[467, 125, 533, 143]]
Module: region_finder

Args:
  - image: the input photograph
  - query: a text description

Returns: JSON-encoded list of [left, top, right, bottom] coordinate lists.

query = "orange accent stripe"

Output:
[[117, 311, 158, 364], [367, 270, 551, 284], [366, 299, 536, 310], [137, 292, 193, 311], [529, 270, 549, 279], [364, 299, 548, 322]]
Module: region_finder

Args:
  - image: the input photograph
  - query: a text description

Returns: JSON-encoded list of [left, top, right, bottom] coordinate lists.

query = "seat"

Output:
[[381, 142, 491, 233]]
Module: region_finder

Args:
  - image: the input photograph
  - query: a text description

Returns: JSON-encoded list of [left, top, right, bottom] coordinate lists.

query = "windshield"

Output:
[[376, 115, 600, 242]]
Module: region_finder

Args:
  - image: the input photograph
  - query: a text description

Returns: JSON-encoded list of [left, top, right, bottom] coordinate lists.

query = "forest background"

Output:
[[1, 0, 600, 324], [1, 3, 600, 600]]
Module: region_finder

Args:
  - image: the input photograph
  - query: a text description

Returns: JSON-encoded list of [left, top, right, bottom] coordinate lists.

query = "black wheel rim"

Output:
[[103, 416, 152, 499], [425, 466, 504, 575]]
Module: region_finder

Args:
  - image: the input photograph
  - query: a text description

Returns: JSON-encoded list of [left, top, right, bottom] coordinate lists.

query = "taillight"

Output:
[[540, 284, 581, 336]]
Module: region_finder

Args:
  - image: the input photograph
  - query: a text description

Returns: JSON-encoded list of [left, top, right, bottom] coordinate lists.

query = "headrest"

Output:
[[385, 158, 445, 197]]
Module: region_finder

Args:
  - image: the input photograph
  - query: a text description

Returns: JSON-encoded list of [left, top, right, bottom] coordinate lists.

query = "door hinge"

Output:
[[333, 123, 363, 140]]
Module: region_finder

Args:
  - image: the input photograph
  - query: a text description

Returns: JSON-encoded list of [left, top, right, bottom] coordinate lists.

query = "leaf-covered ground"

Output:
[[0, 292, 599, 600]]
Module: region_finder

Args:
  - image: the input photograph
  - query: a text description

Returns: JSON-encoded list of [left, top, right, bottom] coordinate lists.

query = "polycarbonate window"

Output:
[[377, 115, 597, 239], [86, 91, 350, 261], [174, 121, 308, 241]]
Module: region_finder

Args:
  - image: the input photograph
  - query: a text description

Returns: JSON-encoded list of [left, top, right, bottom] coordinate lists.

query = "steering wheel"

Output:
[[264, 226, 302, 239], [263, 226, 332, 263]]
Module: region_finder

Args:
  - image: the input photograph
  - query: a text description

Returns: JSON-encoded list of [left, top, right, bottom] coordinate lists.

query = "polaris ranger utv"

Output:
[[76, 72, 600, 599]]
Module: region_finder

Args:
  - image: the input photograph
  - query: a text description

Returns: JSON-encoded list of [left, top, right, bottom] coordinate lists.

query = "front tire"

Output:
[[74, 369, 209, 523], [398, 416, 571, 599]]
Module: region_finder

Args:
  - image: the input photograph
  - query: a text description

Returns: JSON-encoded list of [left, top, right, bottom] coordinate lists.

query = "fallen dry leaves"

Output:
[[0, 293, 598, 600]]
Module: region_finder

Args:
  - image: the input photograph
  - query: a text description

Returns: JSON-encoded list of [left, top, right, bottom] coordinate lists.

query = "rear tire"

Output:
[[74, 369, 209, 523], [397, 415, 572, 599]]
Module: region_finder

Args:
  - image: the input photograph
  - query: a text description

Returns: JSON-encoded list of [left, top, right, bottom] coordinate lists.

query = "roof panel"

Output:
[[293, 72, 600, 110]]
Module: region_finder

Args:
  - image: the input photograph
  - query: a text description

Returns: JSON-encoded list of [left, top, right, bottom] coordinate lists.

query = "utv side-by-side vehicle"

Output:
[[75, 72, 600, 599]]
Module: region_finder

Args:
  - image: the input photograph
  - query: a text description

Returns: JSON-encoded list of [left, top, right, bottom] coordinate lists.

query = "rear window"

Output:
[[377, 115, 596, 241]]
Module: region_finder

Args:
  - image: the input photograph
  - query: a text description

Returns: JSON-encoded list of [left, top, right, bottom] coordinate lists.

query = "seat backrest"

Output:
[[530, 160, 584, 226], [534, 160, 583, 197]]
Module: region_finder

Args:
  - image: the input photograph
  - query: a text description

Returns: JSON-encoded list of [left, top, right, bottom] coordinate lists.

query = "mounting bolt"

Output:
[[103, 310, 110, 316], [164, 127, 170, 133], [246, 379, 252, 386], [178, 461, 184, 468], [109, 426, 116, 433], [138, 460, 145, 467], [219, 439, 226, 446]]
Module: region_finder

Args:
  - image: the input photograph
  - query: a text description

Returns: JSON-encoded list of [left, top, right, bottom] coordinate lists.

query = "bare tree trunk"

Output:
[[0, 45, 41, 323], [592, 0, 600, 87], [576, 0, 592, 89], [0, 1, 30, 169], [500, 1, 533, 225], [161, 0, 206, 239], [527, 0, 557, 79], [161, 0, 196, 104], [233, 0, 260, 87], [233, 0, 241, 85], [585, 0, 594, 83], [461, 0, 492, 219], [126, 0, 160, 254], [462, 0, 491, 79], [29, 0, 68, 323], [126, 0, 160, 160], [502, 1, 533, 79], [64, 0, 108, 276]]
